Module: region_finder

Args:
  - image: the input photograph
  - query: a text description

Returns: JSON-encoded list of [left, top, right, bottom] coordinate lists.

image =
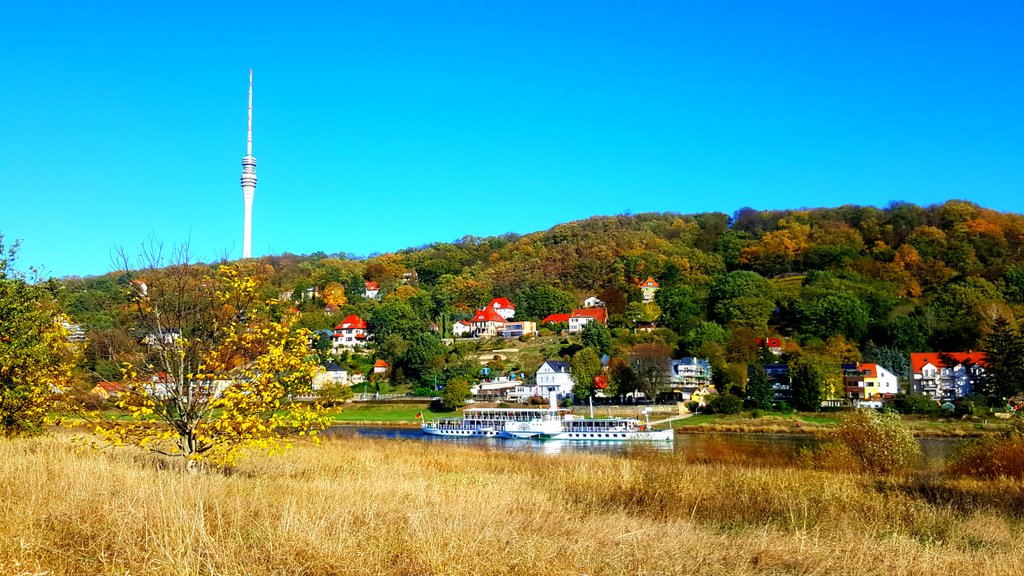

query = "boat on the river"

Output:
[[420, 394, 674, 442]]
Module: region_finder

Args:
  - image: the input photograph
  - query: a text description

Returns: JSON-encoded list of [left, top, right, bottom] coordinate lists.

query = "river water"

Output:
[[326, 426, 963, 462]]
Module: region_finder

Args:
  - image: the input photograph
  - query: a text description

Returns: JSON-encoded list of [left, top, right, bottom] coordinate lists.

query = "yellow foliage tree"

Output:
[[93, 259, 328, 467], [0, 234, 80, 437], [322, 282, 347, 308]]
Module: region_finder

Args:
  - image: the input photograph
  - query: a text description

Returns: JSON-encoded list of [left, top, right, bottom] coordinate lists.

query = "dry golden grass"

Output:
[[1, 433, 1023, 575]]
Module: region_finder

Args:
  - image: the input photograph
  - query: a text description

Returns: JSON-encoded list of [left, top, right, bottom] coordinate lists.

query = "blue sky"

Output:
[[1, 1, 1022, 277]]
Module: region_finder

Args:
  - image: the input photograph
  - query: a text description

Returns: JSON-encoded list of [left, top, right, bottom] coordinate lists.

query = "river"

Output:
[[326, 426, 963, 462]]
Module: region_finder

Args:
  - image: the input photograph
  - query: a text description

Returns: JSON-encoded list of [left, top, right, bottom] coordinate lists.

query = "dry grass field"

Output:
[[1, 433, 1023, 575]]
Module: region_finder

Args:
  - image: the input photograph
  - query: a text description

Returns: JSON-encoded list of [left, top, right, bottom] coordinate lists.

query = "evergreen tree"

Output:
[[979, 317, 1024, 400], [745, 364, 775, 410]]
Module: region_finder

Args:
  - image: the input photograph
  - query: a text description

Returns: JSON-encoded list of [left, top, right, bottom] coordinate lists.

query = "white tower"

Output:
[[240, 69, 257, 259]]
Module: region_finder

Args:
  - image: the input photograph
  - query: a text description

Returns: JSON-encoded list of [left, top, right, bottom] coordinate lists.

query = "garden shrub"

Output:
[[947, 420, 1024, 479]]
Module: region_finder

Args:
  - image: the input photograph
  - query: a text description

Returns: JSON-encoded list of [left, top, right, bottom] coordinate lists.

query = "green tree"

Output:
[[711, 271, 775, 329], [978, 316, 1024, 400], [580, 321, 612, 356], [405, 332, 447, 384], [369, 298, 423, 341], [0, 235, 79, 437], [440, 377, 471, 411], [570, 348, 602, 400], [685, 321, 730, 355], [745, 364, 775, 410], [790, 353, 839, 412], [794, 292, 869, 341], [655, 285, 702, 334], [514, 285, 576, 320]]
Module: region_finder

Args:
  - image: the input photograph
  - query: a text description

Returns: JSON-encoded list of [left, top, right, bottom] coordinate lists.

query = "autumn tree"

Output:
[[631, 343, 671, 401], [321, 282, 347, 308], [0, 235, 80, 436], [790, 353, 840, 412], [94, 251, 327, 467]]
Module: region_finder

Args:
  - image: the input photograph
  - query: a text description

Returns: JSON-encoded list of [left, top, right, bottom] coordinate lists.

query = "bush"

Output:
[[889, 393, 941, 416], [684, 401, 700, 413], [702, 393, 743, 415], [947, 420, 1024, 479], [804, 409, 921, 474]]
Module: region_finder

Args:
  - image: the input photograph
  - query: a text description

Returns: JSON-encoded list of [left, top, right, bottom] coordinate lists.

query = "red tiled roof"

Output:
[[373, 359, 390, 368], [756, 337, 783, 348], [489, 297, 515, 310], [859, 363, 877, 378], [471, 308, 506, 323], [95, 381, 126, 393], [364, 281, 379, 290], [335, 314, 367, 330], [457, 320, 472, 326], [571, 308, 607, 323], [542, 313, 571, 324], [911, 352, 987, 373], [638, 276, 659, 288]]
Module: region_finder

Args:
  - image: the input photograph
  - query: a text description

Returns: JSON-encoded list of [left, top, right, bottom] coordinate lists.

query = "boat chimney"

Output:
[[549, 391, 558, 410]]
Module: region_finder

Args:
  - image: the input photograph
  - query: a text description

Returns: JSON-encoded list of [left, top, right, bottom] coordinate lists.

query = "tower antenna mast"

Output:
[[240, 69, 257, 259]]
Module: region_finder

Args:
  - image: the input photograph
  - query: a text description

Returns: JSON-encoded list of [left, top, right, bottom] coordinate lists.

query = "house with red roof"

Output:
[[372, 359, 390, 375], [470, 307, 507, 338], [90, 381, 127, 400], [452, 319, 474, 338], [542, 313, 571, 325], [332, 314, 369, 351], [568, 308, 607, 333], [637, 276, 660, 303], [363, 281, 380, 300], [755, 337, 784, 356], [486, 297, 516, 320], [910, 351, 987, 401]]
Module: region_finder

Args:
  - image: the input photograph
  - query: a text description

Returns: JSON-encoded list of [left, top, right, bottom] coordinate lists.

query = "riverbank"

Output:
[[3, 432, 1022, 575], [331, 402, 1012, 437]]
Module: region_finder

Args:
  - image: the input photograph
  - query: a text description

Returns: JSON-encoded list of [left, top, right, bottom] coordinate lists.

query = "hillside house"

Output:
[[541, 313, 571, 326], [470, 307, 506, 338], [486, 297, 516, 320], [313, 362, 349, 390], [500, 321, 537, 338], [372, 359, 390, 375], [90, 381, 126, 400], [755, 337, 784, 356], [669, 357, 712, 387], [583, 296, 605, 308], [452, 319, 473, 337], [843, 363, 899, 404], [508, 360, 573, 403], [332, 315, 369, 351], [568, 308, 607, 333], [637, 276, 660, 303], [364, 281, 380, 299], [911, 352, 987, 401]]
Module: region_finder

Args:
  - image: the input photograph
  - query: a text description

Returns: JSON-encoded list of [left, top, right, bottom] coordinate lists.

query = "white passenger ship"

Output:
[[421, 395, 674, 442]]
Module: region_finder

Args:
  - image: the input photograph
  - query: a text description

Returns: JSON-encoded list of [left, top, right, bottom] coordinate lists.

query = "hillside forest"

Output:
[[59, 200, 1024, 400]]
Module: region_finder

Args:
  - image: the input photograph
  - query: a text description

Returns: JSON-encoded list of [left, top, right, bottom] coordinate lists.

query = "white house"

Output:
[[313, 362, 349, 390], [364, 281, 380, 299], [583, 296, 605, 308], [470, 307, 506, 338], [911, 352, 987, 401], [332, 315, 369, 351], [669, 357, 712, 386], [568, 308, 607, 333], [487, 297, 516, 320], [508, 360, 574, 403], [452, 319, 474, 337]]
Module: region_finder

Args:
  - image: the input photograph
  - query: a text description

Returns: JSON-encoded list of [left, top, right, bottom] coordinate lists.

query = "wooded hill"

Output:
[[60, 200, 1024, 390]]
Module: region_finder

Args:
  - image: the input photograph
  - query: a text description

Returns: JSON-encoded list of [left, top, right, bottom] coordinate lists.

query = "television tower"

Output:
[[240, 69, 257, 259]]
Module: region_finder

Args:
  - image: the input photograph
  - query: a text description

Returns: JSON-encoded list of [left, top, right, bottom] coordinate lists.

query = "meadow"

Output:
[[1, 432, 1022, 575]]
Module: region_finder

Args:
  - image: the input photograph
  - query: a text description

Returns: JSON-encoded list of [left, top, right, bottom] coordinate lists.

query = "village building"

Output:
[[470, 307, 506, 338], [637, 276, 660, 303], [363, 281, 380, 299], [911, 351, 987, 401], [568, 307, 607, 333], [332, 315, 369, 351], [486, 297, 516, 320]]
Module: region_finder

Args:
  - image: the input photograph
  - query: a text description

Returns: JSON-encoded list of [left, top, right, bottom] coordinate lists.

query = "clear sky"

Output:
[[1, 1, 1022, 277]]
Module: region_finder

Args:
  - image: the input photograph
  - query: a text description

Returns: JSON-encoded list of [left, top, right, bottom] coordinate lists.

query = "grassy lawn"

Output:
[[328, 403, 460, 424]]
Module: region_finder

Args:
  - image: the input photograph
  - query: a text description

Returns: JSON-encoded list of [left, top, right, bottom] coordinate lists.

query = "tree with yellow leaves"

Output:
[[321, 281, 347, 308], [94, 249, 328, 467], [0, 233, 79, 437]]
